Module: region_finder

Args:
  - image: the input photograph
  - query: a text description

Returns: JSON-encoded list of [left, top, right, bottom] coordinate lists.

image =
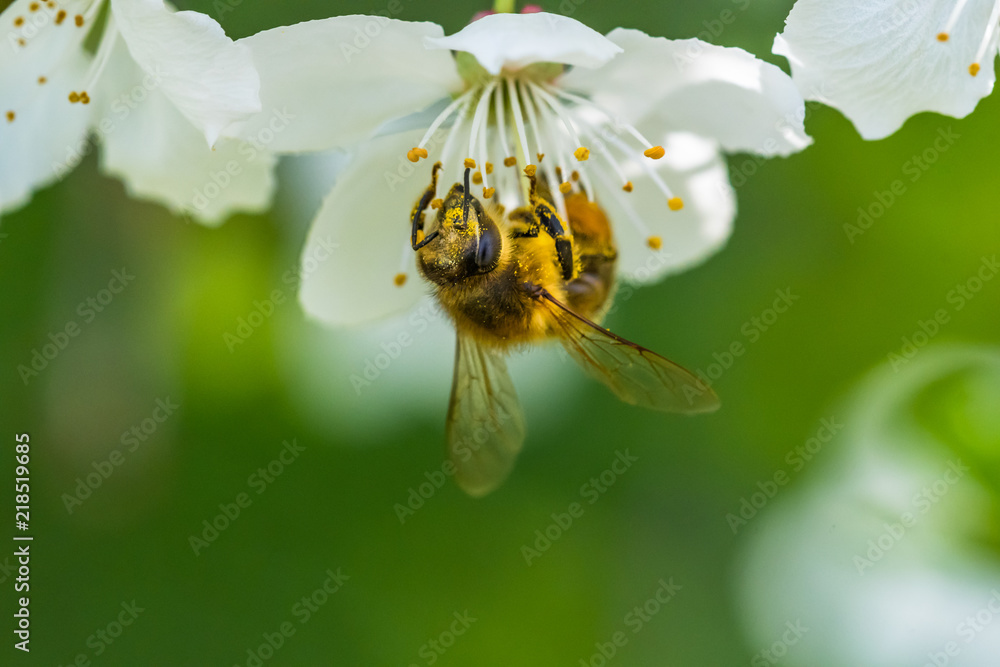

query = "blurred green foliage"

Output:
[[1, 1, 999, 664]]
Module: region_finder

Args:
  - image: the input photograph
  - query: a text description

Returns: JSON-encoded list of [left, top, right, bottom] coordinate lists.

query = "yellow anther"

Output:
[[5, 111, 14, 123], [622, 181, 633, 193], [536, 152, 545, 162], [571, 170, 580, 182], [55, 9, 66, 24], [29, 2, 39, 11], [574, 146, 590, 161], [647, 236, 663, 250], [644, 146, 665, 160], [430, 198, 443, 209], [483, 187, 495, 199], [14, 16, 24, 26], [74, 14, 83, 26], [937, 32, 949, 42], [79, 91, 90, 105], [464, 158, 476, 169], [524, 165, 537, 177], [37, 76, 46, 85], [68, 92, 79, 103], [485, 161, 493, 174], [559, 182, 572, 194], [406, 147, 428, 162], [668, 197, 684, 211], [503, 156, 516, 167], [472, 171, 483, 185], [394, 273, 407, 287], [970, 63, 981, 76]]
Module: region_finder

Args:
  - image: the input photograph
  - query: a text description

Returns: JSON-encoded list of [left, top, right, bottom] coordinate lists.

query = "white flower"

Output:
[[774, 0, 1000, 140], [0, 0, 271, 223], [223, 11, 811, 326]]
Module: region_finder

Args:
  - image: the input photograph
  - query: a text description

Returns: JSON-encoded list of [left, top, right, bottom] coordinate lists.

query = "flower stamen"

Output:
[[971, 1, 1000, 76], [938, 0, 971, 42]]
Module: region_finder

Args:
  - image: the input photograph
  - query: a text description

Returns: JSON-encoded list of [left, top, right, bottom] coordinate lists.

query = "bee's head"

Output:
[[416, 168, 503, 286]]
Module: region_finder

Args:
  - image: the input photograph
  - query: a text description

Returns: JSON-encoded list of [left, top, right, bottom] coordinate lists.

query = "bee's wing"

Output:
[[536, 288, 720, 414], [446, 333, 526, 497]]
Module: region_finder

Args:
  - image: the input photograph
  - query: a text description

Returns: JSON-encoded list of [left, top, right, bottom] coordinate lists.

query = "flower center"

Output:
[[400, 59, 683, 282], [936, 0, 1000, 76], [5, 0, 116, 121]]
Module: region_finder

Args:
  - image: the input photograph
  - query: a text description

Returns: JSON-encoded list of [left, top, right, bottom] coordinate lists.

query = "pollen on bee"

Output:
[[5, 111, 14, 123], [415, 229, 426, 243], [430, 198, 443, 209], [668, 197, 684, 211], [464, 158, 476, 169], [75, 14, 84, 26], [485, 161, 493, 174], [647, 236, 663, 250], [406, 147, 428, 162], [483, 187, 495, 199], [55, 9, 66, 24], [559, 182, 572, 194], [394, 273, 407, 287], [536, 152, 545, 162], [574, 146, 590, 161], [937, 32, 949, 42], [472, 171, 483, 185], [503, 156, 516, 167], [644, 146, 666, 160], [622, 181, 634, 192], [970, 63, 981, 76], [524, 165, 537, 177]]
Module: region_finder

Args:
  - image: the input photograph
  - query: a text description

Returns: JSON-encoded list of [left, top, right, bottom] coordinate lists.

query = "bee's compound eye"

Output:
[[475, 223, 501, 273]]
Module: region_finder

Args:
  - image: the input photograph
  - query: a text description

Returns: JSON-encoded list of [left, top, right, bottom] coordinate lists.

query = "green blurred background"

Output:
[[1, 0, 999, 664]]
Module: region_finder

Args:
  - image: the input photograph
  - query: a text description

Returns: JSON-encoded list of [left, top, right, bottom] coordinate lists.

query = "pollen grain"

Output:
[[574, 146, 590, 161], [644, 146, 665, 160]]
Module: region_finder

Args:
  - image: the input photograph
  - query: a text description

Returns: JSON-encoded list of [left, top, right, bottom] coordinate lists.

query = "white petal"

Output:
[[425, 12, 622, 75], [94, 38, 275, 225], [563, 30, 811, 156], [0, 0, 94, 213], [228, 17, 461, 152], [300, 129, 429, 326], [773, 0, 997, 140], [110, 0, 260, 147], [594, 132, 734, 284]]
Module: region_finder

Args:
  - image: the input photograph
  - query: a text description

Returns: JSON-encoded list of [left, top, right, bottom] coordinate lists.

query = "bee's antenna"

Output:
[[462, 167, 472, 225]]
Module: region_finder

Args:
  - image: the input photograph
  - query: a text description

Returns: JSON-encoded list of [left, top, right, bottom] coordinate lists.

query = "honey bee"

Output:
[[410, 162, 719, 496]]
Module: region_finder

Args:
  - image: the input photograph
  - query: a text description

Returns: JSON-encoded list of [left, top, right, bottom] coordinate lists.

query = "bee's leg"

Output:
[[411, 162, 443, 250], [535, 204, 574, 281]]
